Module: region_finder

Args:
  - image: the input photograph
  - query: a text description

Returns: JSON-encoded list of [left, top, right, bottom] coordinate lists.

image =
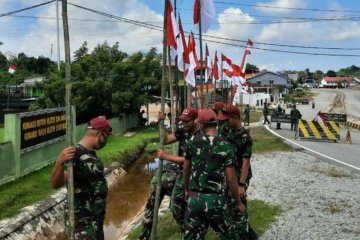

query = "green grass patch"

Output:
[[127, 199, 281, 239], [0, 127, 158, 220], [251, 127, 292, 153], [0, 128, 4, 142]]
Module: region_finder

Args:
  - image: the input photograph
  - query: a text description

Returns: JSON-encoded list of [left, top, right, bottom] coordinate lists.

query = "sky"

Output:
[[1, 0, 360, 73]]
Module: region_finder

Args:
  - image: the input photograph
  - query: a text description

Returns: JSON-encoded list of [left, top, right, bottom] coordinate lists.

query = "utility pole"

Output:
[[150, 0, 167, 239], [62, 1, 75, 239]]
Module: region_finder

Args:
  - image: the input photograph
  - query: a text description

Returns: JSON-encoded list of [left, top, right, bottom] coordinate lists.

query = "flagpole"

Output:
[[56, 0, 60, 71], [198, 1, 204, 101], [151, 0, 167, 239], [221, 54, 224, 103], [62, 1, 75, 239]]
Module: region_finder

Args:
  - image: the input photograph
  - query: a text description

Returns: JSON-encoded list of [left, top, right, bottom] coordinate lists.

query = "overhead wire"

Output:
[[0, 0, 55, 18], [2, 1, 360, 57], [213, 1, 360, 13]]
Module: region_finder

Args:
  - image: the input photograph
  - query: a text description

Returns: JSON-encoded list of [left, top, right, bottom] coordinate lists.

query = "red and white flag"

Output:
[[185, 32, 200, 87], [204, 44, 212, 82], [316, 111, 327, 127], [212, 51, 219, 81], [166, 0, 179, 60], [239, 38, 253, 73], [8, 64, 16, 74], [221, 53, 232, 71], [193, 0, 215, 32], [231, 63, 246, 86], [177, 16, 187, 72]]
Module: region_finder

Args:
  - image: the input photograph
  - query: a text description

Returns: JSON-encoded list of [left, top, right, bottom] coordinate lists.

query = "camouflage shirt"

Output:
[[71, 144, 108, 220], [185, 132, 235, 194], [218, 121, 231, 139], [227, 127, 252, 180]]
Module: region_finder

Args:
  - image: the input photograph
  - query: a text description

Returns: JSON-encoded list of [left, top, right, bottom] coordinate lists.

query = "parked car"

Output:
[[301, 99, 309, 105]]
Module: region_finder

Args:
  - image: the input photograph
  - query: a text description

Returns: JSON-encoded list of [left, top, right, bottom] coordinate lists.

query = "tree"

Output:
[[245, 63, 259, 74], [326, 70, 337, 77], [34, 43, 162, 123]]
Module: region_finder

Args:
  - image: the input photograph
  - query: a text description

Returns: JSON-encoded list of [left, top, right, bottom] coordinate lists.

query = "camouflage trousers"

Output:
[[226, 182, 250, 240], [64, 207, 105, 240], [169, 174, 186, 229], [184, 192, 235, 240], [139, 171, 176, 240]]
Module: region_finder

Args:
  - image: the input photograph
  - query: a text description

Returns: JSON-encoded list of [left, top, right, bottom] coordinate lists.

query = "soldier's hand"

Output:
[[237, 202, 246, 215], [238, 186, 245, 198], [156, 149, 168, 159], [158, 112, 166, 121], [57, 147, 76, 165]]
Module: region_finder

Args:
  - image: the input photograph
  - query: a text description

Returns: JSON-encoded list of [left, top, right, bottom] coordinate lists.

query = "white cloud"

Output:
[[3, 0, 163, 59], [205, 7, 256, 61], [257, 0, 307, 15]]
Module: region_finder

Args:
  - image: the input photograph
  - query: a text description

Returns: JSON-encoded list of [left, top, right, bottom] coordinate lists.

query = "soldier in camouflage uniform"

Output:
[[218, 105, 256, 240], [139, 160, 177, 240], [211, 101, 230, 139], [156, 108, 201, 229], [183, 108, 245, 240], [140, 108, 200, 239], [51, 117, 112, 240]]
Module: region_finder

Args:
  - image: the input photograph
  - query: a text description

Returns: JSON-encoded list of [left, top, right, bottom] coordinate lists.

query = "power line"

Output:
[[67, 2, 360, 53], [214, 1, 360, 13], [0, 0, 55, 18]]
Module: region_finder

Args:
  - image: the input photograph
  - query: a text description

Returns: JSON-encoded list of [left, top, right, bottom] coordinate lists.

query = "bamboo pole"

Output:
[[198, 1, 204, 98], [150, 1, 167, 239], [61, 1, 75, 239]]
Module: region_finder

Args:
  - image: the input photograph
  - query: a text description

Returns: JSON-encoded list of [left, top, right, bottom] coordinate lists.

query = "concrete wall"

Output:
[[0, 110, 139, 185]]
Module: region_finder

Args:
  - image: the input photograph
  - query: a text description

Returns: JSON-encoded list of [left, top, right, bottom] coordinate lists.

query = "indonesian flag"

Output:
[[316, 111, 327, 127], [231, 63, 246, 86], [212, 51, 219, 81], [239, 38, 253, 73], [185, 32, 200, 87], [221, 53, 232, 70], [177, 16, 187, 72], [166, 0, 179, 60], [193, 0, 215, 32], [204, 44, 212, 82], [8, 64, 16, 74]]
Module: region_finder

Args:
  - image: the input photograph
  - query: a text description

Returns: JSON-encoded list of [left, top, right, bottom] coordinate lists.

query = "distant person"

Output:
[[276, 104, 283, 130], [51, 117, 112, 240], [243, 104, 250, 126], [312, 100, 315, 109], [140, 110, 147, 126], [290, 105, 302, 131], [263, 103, 270, 124]]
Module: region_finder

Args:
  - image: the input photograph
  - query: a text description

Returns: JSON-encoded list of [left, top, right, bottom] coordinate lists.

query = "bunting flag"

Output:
[[166, 0, 179, 60], [193, 0, 215, 32], [8, 64, 16, 74], [185, 32, 200, 86], [204, 44, 212, 82], [177, 16, 187, 71], [239, 38, 253, 73], [212, 51, 219, 81]]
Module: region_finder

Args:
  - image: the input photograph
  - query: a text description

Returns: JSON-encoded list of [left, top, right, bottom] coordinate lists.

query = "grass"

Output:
[[251, 127, 293, 153], [126, 200, 282, 239], [0, 126, 158, 220], [0, 127, 4, 142]]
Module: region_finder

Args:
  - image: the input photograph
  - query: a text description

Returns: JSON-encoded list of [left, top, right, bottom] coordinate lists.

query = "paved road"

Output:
[[266, 88, 360, 173]]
